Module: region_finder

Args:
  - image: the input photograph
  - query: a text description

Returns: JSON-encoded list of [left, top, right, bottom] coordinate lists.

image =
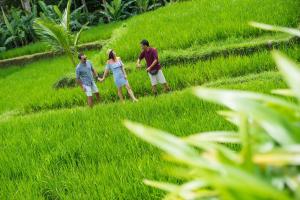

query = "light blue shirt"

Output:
[[76, 61, 95, 86]]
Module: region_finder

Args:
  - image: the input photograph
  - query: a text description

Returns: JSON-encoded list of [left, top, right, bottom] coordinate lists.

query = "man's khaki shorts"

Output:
[[148, 70, 167, 86], [83, 82, 99, 97]]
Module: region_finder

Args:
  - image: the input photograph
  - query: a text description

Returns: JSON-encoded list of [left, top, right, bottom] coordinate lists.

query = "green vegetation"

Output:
[[0, 22, 121, 60], [1, 0, 300, 199], [0, 42, 49, 60], [97, 0, 300, 62], [0, 0, 169, 53], [125, 52, 300, 200], [78, 21, 121, 44], [33, 0, 86, 67], [123, 23, 300, 200], [1, 45, 300, 115], [0, 71, 287, 199]]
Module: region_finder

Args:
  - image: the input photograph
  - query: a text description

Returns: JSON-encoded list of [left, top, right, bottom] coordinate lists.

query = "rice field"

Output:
[[0, 71, 286, 199], [1, 0, 300, 199], [96, 0, 300, 62], [1, 45, 300, 115]]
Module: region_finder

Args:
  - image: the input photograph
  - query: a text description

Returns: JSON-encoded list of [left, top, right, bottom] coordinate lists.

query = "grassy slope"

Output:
[[0, 71, 285, 199], [96, 0, 300, 62], [1, 0, 299, 62], [1, 45, 300, 115], [0, 0, 299, 199], [0, 22, 121, 60]]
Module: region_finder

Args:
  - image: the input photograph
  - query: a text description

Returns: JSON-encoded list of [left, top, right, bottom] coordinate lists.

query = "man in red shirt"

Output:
[[136, 39, 170, 95]]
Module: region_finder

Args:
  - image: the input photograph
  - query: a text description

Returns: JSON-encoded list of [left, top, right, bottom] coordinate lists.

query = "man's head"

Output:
[[78, 52, 87, 63], [140, 39, 149, 51]]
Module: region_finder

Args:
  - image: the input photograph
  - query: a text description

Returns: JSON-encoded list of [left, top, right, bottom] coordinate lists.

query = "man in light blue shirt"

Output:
[[76, 53, 101, 107]]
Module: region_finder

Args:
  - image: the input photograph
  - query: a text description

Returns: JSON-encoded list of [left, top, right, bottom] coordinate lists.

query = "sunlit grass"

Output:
[[0, 71, 286, 199], [1, 45, 299, 114], [0, 0, 299, 198], [0, 45, 299, 112], [96, 0, 300, 62], [0, 42, 50, 60]]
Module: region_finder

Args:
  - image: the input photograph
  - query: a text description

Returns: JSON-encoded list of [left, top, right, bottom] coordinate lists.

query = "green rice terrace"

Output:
[[1, 0, 300, 199]]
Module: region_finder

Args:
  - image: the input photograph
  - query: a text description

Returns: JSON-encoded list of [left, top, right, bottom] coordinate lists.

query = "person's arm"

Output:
[[137, 51, 145, 69], [136, 58, 142, 69], [76, 79, 85, 91], [76, 68, 85, 91], [120, 59, 127, 79], [146, 49, 159, 72], [90, 62, 99, 79], [99, 69, 109, 82], [146, 59, 158, 72], [99, 62, 110, 82], [92, 68, 98, 78]]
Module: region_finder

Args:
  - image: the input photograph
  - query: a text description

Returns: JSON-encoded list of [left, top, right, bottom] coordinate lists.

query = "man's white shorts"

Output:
[[148, 70, 167, 86], [83, 82, 99, 97]]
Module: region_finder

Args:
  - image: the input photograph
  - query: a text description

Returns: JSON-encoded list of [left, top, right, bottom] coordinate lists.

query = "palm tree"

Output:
[[33, 0, 85, 67]]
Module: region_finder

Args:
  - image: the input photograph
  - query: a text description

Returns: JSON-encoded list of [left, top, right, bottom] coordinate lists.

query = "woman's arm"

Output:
[[119, 59, 127, 79], [121, 63, 127, 79], [99, 69, 109, 82]]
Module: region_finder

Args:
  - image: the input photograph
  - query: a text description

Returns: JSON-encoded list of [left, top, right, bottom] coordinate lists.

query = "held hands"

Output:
[[146, 67, 151, 72], [98, 77, 104, 82], [136, 63, 141, 69]]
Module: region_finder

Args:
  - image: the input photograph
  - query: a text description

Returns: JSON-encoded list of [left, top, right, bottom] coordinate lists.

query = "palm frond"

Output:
[[61, 0, 72, 31], [74, 23, 88, 48], [1, 7, 14, 35], [33, 18, 71, 52]]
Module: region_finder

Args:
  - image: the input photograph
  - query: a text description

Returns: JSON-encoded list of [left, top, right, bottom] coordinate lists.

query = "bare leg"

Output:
[[163, 83, 170, 93], [117, 87, 124, 102], [87, 96, 93, 108], [95, 92, 100, 102], [152, 85, 158, 96], [125, 84, 138, 102]]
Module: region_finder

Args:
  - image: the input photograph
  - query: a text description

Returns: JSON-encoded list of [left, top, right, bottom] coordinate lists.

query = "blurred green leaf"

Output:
[[193, 88, 299, 145], [254, 145, 300, 166], [124, 120, 221, 170], [272, 89, 295, 97], [249, 22, 300, 37], [143, 180, 179, 192], [272, 51, 300, 102], [184, 131, 240, 144]]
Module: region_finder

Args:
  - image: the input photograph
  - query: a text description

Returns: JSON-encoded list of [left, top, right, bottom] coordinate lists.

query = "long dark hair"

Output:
[[108, 50, 116, 61]]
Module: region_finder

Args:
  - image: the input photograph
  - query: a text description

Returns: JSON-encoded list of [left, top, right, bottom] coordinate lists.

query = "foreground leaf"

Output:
[[249, 22, 300, 37], [124, 120, 219, 170], [272, 89, 295, 97], [193, 88, 299, 145], [184, 131, 240, 144], [272, 51, 300, 102], [254, 145, 300, 166]]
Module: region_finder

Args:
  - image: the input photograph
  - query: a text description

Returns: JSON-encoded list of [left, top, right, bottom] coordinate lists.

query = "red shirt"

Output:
[[139, 47, 161, 70]]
